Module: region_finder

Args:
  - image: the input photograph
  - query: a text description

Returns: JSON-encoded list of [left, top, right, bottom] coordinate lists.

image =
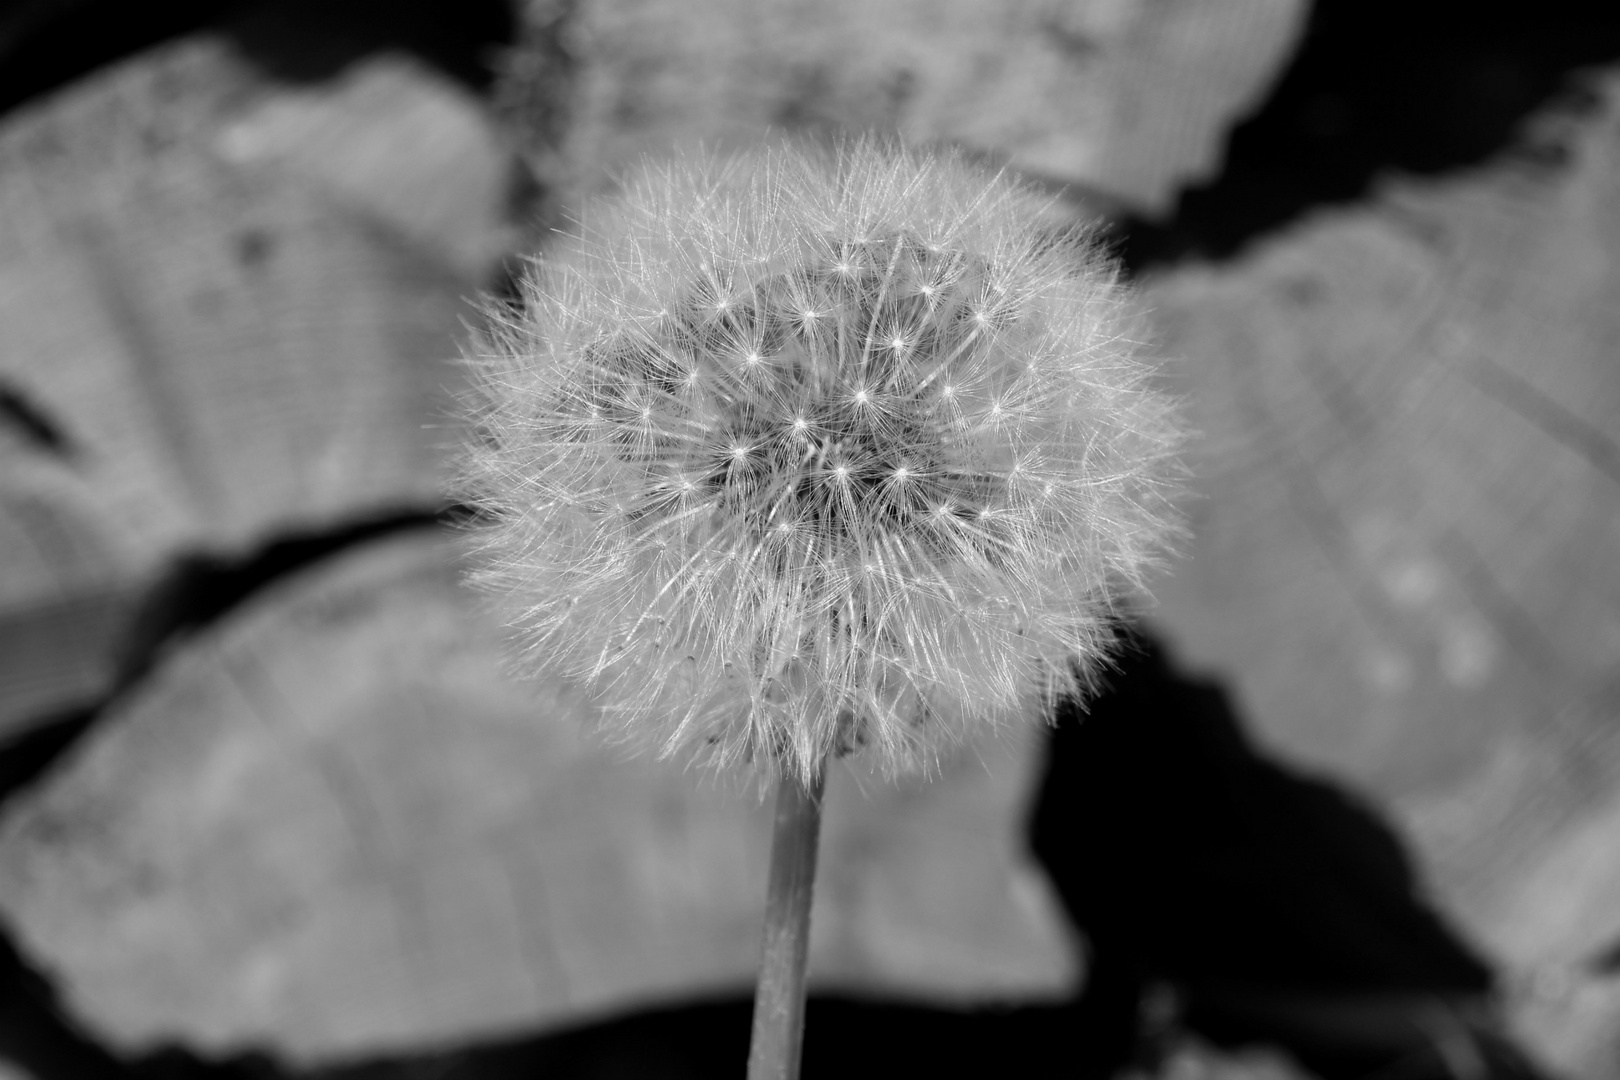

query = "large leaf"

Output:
[[0, 37, 512, 736], [546, 0, 1306, 216], [1143, 70, 1620, 1078], [0, 529, 1074, 1063]]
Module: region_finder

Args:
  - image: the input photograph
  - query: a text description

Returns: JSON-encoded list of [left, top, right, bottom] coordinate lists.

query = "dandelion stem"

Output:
[[746, 762, 828, 1080]]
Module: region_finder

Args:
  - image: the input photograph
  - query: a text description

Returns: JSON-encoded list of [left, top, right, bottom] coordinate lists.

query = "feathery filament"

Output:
[[463, 141, 1182, 783]]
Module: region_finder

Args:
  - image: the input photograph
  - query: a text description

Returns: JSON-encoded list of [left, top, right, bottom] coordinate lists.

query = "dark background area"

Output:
[[2, 1, 1620, 1077]]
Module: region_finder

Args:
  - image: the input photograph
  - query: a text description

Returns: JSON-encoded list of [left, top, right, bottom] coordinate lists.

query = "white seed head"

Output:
[[460, 139, 1183, 784]]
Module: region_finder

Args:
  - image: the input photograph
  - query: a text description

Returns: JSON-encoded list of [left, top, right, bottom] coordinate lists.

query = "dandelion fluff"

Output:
[[462, 140, 1182, 784]]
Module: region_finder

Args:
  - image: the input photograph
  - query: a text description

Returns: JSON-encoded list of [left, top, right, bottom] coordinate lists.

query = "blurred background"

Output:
[[1, 1, 1618, 1077]]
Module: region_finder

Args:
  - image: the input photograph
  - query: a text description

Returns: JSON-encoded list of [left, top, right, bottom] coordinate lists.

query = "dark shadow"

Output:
[[1117, 2, 1620, 270], [126, 510, 447, 649], [0, 0, 514, 117], [1031, 631, 1545, 1079], [0, 929, 129, 1080], [123, 996, 1115, 1080], [0, 384, 76, 458], [0, 0, 231, 116], [221, 0, 514, 89]]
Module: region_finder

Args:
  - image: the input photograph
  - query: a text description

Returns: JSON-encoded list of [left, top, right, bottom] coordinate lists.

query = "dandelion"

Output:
[[460, 138, 1183, 1079], [464, 141, 1181, 782]]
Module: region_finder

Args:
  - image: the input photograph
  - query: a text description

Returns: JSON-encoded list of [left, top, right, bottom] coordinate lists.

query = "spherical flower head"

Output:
[[462, 139, 1182, 785]]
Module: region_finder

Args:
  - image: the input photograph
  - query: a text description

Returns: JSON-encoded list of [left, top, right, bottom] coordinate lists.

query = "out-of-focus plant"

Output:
[[461, 138, 1183, 1079]]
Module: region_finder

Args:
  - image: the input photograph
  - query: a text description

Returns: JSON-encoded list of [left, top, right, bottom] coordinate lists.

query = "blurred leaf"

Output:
[[1143, 68, 1620, 1079], [0, 530, 1074, 1063], [544, 0, 1307, 216], [0, 36, 515, 736]]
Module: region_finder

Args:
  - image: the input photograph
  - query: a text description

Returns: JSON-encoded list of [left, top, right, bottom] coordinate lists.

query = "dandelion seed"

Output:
[[460, 138, 1183, 785]]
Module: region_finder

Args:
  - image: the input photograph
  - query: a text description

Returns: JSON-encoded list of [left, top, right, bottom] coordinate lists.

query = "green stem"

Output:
[[746, 765, 828, 1080]]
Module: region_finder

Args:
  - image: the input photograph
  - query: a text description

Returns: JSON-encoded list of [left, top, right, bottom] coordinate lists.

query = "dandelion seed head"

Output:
[[460, 138, 1183, 784]]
